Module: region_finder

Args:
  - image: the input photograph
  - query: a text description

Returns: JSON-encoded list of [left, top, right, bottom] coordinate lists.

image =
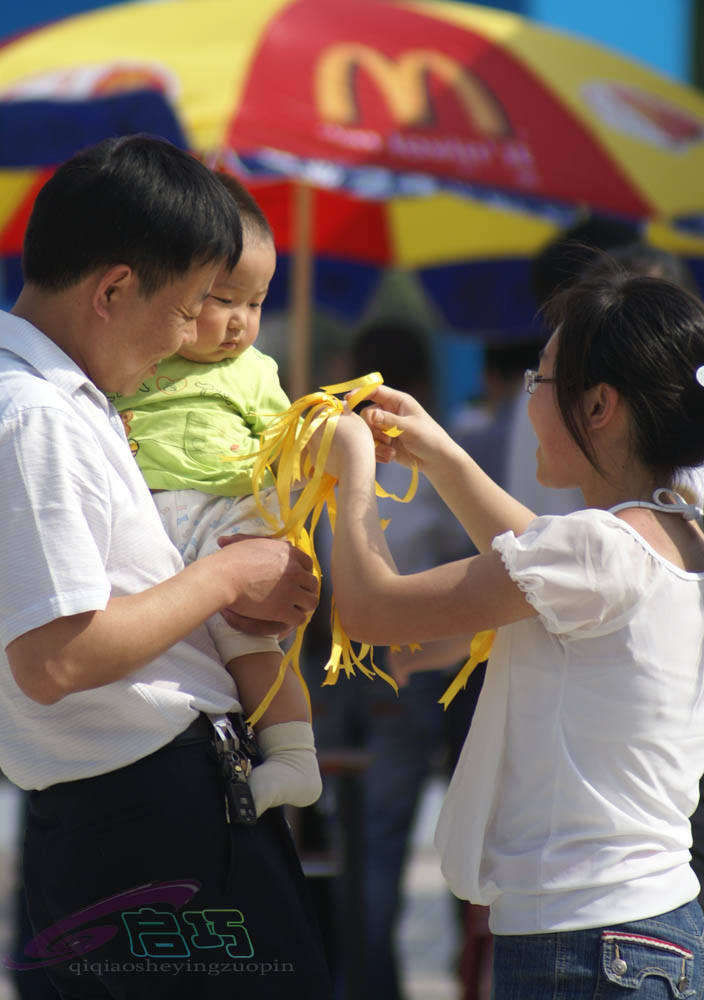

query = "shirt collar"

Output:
[[0, 310, 112, 415]]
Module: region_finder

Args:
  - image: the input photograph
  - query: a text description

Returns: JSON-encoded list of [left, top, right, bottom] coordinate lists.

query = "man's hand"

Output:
[[218, 610, 292, 640], [7, 534, 318, 705], [216, 534, 319, 632]]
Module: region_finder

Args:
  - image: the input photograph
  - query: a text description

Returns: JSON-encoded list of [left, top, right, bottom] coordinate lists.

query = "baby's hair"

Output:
[[212, 171, 273, 245], [544, 261, 704, 482]]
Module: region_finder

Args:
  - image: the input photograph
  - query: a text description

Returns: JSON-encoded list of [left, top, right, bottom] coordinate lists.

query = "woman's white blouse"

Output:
[[435, 508, 704, 934]]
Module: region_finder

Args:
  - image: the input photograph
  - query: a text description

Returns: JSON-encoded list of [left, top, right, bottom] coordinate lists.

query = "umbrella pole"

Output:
[[290, 180, 314, 401]]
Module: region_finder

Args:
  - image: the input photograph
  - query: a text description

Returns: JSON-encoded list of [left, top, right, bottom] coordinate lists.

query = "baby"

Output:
[[112, 172, 321, 818]]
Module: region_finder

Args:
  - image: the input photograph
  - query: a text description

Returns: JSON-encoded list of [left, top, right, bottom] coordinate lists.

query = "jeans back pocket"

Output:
[[601, 930, 695, 997]]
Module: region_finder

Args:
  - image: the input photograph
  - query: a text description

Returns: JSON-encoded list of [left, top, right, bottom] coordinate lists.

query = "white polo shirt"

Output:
[[0, 312, 241, 790]]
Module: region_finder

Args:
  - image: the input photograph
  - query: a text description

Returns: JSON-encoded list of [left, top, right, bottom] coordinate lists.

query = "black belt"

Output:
[[169, 712, 260, 760], [169, 713, 214, 747]]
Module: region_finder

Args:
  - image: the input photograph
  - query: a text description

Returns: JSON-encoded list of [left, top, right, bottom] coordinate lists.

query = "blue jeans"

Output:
[[492, 900, 704, 1000]]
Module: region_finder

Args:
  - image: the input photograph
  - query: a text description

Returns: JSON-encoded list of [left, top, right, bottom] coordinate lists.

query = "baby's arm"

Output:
[[226, 650, 309, 727], [225, 650, 321, 816]]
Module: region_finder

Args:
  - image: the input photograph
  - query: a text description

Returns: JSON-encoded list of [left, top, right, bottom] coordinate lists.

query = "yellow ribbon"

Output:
[[221, 369, 491, 718], [222, 371, 417, 725], [438, 629, 496, 710]]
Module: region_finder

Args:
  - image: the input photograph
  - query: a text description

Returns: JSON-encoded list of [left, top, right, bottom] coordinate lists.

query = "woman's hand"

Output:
[[354, 385, 453, 474], [387, 646, 418, 688], [388, 635, 476, 687]]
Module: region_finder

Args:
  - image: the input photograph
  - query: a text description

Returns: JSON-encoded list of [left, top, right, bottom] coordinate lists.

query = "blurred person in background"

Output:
[[506, 219, 639, 514], [300, 316, 482, 998], [388, 339, 540, 1000]]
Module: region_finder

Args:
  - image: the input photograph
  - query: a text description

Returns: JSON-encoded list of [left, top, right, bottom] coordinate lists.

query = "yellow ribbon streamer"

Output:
[[438, 629, 496, 710], [220, 369, 492, 717], [222, 371, 417, 725]]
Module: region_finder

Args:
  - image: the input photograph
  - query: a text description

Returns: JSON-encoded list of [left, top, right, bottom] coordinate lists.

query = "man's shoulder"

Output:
[[0, 350, 64, 417]]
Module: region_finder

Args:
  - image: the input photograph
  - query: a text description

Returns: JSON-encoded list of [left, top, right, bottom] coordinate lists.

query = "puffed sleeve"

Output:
[[492, 510, 656, 638]]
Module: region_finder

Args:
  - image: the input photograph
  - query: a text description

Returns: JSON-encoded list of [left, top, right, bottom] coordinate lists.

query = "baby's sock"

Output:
[[249, 721, 322, 817]]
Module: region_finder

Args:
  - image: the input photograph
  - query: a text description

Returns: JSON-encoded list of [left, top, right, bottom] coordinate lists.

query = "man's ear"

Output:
[[584, 382, 619, 430], [91, 265, 134, 320]]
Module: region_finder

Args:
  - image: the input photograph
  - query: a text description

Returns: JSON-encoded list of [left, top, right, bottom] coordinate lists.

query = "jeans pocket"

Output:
[[600, 930, 696, 997]]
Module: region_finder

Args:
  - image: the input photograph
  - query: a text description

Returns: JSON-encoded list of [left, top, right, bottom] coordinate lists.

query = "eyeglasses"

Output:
[[524, 369, 557, 395]]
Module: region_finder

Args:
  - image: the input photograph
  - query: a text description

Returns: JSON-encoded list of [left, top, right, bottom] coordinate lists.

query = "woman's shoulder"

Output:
[[493, 509, 659, 638], [609, 505, 704, 577], [514, 506, 699, 580], [498, 507, 647, 574], [516, 507, 641, 552]]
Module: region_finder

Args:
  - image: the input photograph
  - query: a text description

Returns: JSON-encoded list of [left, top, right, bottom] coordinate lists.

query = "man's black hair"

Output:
[[23, 134, 242, 295]]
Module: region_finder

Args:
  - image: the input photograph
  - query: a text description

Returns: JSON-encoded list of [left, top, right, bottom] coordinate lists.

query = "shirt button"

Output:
[[612, 958, 628, 976]]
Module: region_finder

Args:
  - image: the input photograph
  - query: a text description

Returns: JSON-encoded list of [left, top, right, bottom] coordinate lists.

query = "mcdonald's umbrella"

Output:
[[1, 0, 704, 394]]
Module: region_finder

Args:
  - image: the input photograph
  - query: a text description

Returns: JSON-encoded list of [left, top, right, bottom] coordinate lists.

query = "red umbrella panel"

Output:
[[227, 0, 652, 220]]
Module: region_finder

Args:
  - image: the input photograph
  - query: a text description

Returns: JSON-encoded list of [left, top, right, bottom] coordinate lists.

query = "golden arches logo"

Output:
[[315, 44, 511, 138]]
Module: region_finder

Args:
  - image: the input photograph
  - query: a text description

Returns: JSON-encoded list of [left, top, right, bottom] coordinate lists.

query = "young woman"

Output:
[[319, 267, 704, 998]]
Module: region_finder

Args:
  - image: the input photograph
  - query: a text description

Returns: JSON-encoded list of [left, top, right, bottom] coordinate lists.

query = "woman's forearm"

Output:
[[422, 435, 537, 552]]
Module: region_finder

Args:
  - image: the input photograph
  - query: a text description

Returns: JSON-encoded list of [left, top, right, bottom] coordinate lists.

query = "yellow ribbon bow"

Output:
[[438, 628, 496, 710]]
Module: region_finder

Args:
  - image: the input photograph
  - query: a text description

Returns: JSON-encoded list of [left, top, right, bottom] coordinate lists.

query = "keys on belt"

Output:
[[210, 716, 258, 826]]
